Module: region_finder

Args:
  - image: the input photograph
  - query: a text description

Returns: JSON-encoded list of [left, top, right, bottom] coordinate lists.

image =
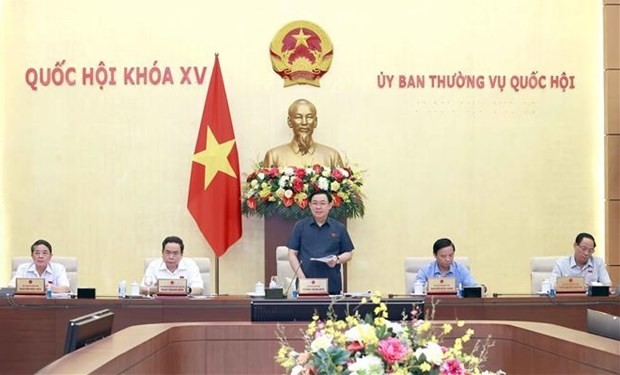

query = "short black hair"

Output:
[[575, 232, 596, 248], [30, 239, 52, 254], [162, 236, 184, 253], [308, 190, 332, 203], [432, 238, 455, 255]]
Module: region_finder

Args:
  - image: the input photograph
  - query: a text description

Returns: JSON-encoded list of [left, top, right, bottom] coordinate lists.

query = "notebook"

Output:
[[426, 277, 457, 295], [15, 278, 46, 295], [157, 278, 188, 296]]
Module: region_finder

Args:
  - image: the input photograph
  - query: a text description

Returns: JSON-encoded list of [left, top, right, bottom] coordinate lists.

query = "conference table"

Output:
[[0, 293, 618, 374]]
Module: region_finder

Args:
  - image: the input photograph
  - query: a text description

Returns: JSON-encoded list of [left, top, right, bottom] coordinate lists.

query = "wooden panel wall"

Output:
[[604, 0, 620, 285]]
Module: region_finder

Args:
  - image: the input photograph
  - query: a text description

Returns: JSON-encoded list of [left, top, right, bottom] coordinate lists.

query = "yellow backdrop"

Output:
[[0, 0, 604, 295]]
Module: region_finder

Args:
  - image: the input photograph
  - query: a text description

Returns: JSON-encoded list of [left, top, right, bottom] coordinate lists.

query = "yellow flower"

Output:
[[442, 323, 453, 334], [275, 188, 285, 198], [419, 362, 432, 372], [361, 297, 368, 304], [453, 338, 463, 351], [416, 320, 432, 334], [457, 320, 465, 327], [330, 181, 341, 191]]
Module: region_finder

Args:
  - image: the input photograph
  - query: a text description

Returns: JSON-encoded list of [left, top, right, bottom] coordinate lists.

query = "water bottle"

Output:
[[549, 276, 556, 297], [458, 283, 463, 298], [46, 282, 53, 299], [118, 280, 126, 298]]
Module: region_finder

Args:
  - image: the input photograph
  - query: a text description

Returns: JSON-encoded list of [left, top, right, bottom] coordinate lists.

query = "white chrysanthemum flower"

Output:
[[278, 175, 289, 187], [348, 355, 384, 374], [283, 167, 295, 176], [305, 167, 314, 175], [415, 342, 443, 365], [284, 189, 294, 198], [257, 172, 265, 180], [317, 177, 329, 190], [310, 334, 333, 353], [385, 320, 404, 334], [321, 167, 331, 177]]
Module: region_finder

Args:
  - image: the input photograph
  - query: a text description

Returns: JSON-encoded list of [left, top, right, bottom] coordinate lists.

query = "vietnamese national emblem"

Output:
[[270, 20, 333, 87]]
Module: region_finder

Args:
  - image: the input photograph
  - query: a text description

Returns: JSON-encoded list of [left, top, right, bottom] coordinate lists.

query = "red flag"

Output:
[[187, 55, 242, 257]]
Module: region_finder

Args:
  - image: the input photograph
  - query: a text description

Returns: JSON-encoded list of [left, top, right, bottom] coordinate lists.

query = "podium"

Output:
[[263, 215, 348, 291]]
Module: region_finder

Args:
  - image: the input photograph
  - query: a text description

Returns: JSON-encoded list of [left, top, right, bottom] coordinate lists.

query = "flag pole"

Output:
[[215, 256, 220, 295]]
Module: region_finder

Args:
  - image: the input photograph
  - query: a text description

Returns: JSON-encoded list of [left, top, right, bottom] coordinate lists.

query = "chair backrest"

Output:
[[12, 256, 78, 293], [144, 257, 211, 295], [403, 256, 470, 294], [530, 256, 560, 294], [276, 246, 295, 283]]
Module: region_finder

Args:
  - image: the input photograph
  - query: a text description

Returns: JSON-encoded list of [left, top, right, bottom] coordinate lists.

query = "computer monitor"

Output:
[[586, 309, 620, 341], [64, 309, 115, 354]]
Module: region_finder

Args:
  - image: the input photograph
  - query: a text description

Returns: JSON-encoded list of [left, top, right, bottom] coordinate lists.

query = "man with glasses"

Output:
[[551, 232, 612, 286], [141, 236, 203, 295], [8, 239, 70, 293], [287, 190, 354, 295]]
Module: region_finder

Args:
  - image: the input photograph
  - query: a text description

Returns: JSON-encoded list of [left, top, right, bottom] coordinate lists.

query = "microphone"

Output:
[[284, 260, 303, 298]]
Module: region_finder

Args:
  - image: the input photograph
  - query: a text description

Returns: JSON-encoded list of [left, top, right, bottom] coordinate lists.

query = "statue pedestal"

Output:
[[264, 215, 348, 292]]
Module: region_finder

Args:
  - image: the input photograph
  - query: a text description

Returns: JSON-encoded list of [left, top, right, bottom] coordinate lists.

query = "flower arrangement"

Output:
[[241, 164, 365, 220], [276, 294, 503, 375]]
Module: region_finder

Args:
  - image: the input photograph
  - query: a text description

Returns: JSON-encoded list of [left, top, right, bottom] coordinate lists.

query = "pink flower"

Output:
[[440, 359, 465, 375], [377, 337, 407, 364], [268, 168, 280, 178], [331, 168, 344, 181], [294, 168, 306, 179]]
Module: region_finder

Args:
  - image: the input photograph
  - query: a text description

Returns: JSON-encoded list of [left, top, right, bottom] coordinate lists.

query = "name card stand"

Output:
[[426, 277, 457, 295], [157, 279, 188, 296], [15, 278, 45, 295], [298, 278, 329, 297], [555, 277, 585, 294]]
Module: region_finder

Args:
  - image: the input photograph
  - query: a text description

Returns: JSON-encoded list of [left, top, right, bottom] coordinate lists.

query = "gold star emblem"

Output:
[[192, 126, 237, 190], [292, 28, 310, 48]]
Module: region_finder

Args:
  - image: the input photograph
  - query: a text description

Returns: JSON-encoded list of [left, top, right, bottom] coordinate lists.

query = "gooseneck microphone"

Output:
[[284, 260, 303, 297]]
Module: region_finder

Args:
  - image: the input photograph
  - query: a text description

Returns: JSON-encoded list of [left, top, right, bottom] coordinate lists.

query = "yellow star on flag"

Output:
[[293, 28, 310, 48], [192, 125, 237, 190]]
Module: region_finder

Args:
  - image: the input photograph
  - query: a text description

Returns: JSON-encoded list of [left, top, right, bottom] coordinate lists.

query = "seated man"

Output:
[[141, 236, 204, 295], [287, 190, 354, 295], [551, 232, 611, 286], [415, 238, 480, 290], [8, 239, 71, 293]]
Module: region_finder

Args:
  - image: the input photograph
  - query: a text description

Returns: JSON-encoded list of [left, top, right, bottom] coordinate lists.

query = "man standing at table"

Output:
[[551, 232, 612, 286], [287, 190, 354, 295]]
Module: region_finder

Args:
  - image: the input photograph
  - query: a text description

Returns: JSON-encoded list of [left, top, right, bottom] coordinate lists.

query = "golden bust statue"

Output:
[[263, 99, 344, 168]]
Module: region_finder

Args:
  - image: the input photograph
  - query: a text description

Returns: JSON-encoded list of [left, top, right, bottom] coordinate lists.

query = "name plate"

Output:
[[298, 278, 328, 296], [427, 277, 456, 295], [556, 277, 585, 293], [157, 278, 188, 296], [15, 278, 45, 295]]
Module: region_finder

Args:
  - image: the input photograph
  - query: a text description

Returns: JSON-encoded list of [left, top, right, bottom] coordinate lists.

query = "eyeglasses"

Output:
[[578, 245, 595, 254]]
